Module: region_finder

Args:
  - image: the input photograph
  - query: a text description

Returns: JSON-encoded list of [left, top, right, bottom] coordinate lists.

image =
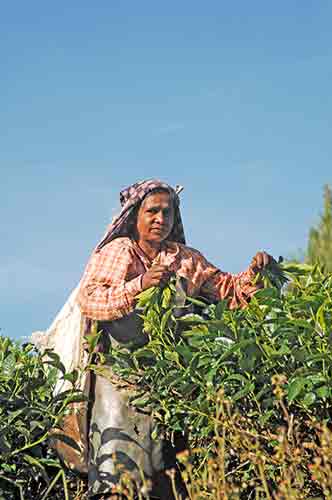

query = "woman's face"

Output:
[[136, 191, 175, 243]]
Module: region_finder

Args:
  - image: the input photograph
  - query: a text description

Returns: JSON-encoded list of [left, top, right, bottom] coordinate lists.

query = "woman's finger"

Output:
[[262, 252, 270, 267], [151, 268, 169, 278], [151, 264, 169, 271], [256, 253, 263, 268], [251, 251, 273, 270], [250, 252, 272, 270]]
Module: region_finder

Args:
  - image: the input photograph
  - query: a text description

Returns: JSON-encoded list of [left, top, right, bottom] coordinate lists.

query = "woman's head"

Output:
[[95, 179, 185, 252]]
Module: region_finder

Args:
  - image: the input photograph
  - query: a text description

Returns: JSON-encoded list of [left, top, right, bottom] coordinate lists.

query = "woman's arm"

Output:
[[201, 267, 259, 308], [185, 248, 268, 308], [78, 239, 143, 321]]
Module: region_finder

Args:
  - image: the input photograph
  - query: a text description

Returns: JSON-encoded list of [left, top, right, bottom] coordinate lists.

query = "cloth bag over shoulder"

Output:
[[31, 287, 90, 474]]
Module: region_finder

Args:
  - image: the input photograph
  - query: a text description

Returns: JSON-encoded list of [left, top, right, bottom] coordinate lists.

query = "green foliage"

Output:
[[105, 264, 332, 497], [0, 338, 85, 499], [3, 261, 332, 498], [307, 184, 332, 272]]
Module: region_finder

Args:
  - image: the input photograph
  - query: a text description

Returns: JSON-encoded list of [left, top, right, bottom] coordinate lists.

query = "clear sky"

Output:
[[1, 1, 331, 341]]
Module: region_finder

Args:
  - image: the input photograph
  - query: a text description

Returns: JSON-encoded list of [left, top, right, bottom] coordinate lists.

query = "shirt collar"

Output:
[[130, 239, 181, 269]]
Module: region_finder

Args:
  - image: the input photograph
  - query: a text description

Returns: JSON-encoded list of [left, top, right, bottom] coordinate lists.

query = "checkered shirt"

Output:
[[78, 237, 258, 321]]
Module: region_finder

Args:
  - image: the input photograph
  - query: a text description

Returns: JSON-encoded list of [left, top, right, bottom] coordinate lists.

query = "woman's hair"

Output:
[[141, 187, 172, 203]]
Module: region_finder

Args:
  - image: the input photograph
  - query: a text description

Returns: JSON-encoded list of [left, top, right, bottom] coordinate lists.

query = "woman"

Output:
[[77, 179, 274, 499]]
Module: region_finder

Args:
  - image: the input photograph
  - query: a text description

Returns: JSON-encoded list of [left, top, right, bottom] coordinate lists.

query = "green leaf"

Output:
[[175, 345, 193, 364], [161, 287, 172, 309], [61, 370, 79, 384], [186, 296, 208, 308], [215, 300, 228, 319], [84, 330, 101, 352], [177, 314, 205, 324], [316, 304, 327, 332], [219, 339, 255, 362], [164, 351, 180, 364], [225, 373, 250, 383], [303, 392, 316, 406], [133, 348, 155, 360], [232, 383, 255, 401], [161, 309, 173, 332], [136, 287, 158, 307], [129, 395, 150, 407], [43, 352, 66, 374], [2, 353, 16, 376], [316, 385, 329, 399], [287, 378, 305, 401]]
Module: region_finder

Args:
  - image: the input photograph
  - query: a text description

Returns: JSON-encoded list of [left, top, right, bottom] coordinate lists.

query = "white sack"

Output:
[[31, 286, 87, 395]]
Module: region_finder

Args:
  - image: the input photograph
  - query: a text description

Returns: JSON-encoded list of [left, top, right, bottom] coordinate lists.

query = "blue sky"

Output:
[[1, 1, 331, 340]]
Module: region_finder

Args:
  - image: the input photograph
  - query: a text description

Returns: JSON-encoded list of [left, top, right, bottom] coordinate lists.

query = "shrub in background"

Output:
[[0, 338, 86, 499]]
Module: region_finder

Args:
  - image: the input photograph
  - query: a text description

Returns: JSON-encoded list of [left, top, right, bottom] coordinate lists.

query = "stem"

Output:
[[220, 427, 226, 491], [258, 462, 272, 500], [61, 470, 69, 500], [225, 459, 250, 478], [169, 470, 179, 500], [40, 469, 67, 500]]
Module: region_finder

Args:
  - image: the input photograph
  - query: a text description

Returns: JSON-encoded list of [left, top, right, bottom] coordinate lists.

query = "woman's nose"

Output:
[[155, 211, 164, 224]]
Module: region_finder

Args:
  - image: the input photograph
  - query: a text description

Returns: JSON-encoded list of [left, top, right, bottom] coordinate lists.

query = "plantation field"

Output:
[[1, 263, 332, 499]]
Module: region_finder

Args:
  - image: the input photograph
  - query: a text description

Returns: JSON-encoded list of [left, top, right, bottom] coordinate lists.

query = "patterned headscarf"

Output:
[[96, 179, 186, 252]]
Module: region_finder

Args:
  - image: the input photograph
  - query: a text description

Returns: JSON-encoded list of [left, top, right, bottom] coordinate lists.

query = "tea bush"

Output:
[[103, 264, 332, 498], [0, 338, 86, 499], [2, 263, 332, 498]]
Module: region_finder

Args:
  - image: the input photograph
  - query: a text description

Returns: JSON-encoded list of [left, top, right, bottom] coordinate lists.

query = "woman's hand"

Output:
[[141, 264, 172, 290], [249, 251, 276, 274]]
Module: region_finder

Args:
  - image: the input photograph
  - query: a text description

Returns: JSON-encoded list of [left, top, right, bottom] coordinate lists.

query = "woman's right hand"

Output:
[[141, 264, 172, 290]]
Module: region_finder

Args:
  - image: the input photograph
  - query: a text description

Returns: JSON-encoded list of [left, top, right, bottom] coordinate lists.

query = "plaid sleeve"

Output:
[[189, 249, 259, 308], [78, 239, 143, 321], [201, 268, 259, 308]]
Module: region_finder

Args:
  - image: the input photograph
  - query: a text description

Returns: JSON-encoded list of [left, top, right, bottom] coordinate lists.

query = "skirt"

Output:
[[88, 314, 179, 498]]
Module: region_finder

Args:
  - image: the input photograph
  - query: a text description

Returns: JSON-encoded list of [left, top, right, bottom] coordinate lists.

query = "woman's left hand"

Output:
[[249, 251, 276, 273]]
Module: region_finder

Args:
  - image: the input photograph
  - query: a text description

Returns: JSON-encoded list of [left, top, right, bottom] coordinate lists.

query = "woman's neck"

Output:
[[136, 239, 162, 262]]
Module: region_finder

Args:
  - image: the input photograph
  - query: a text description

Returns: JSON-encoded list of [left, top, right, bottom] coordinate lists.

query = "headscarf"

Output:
[[96, 179, 186, 252]]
